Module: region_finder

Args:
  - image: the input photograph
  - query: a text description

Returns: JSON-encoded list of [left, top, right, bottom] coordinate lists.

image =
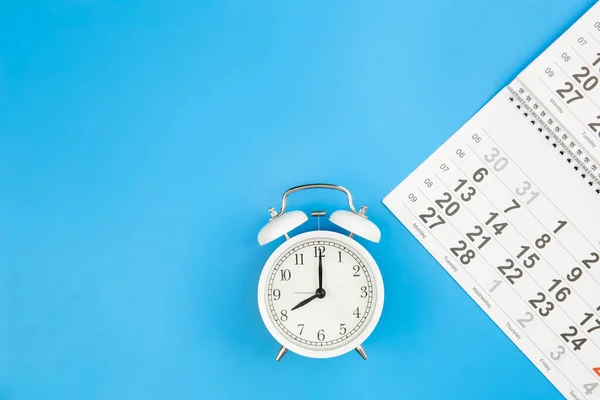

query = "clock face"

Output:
[[258, 230, 384, 358]]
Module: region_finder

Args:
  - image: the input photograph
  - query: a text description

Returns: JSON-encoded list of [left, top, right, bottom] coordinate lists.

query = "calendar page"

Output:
[[384, 3, 600, 399]]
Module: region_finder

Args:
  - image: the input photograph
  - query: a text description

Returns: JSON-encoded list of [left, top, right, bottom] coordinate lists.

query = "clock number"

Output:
[[338, 251, 342, 263], [280, 269, 292, 281], [440, 163, 450, 172], [339, 323, 347, 335], [556, 82, 584, 104], [548, 279, 571, 302], [434, 192, 460, 216], [560, 326, 587, 350], [273, 289, 281, 301], [497, 259, 523, 284], [317, 329, 325, 341], [280, 309, 288, 321], [314, 246, 325, 258], [360, 286, 368, 298], [353, 265, 360, 277], [582, 252, 599, 269], [528, 292, 554, 317], [553, 220, 567, 234], [353, 307, 361, 319], [295, 253, 304, 265], [297, 323, 305, 335], [418, 207, 446, 229]]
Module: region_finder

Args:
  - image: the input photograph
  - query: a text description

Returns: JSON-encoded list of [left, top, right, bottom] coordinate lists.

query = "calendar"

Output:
[[383, 3, 600, 399]]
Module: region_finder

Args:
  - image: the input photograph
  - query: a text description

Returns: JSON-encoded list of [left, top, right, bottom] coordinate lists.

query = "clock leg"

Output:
[[355, 345, 368, 360], [275, 346, 288, 361]]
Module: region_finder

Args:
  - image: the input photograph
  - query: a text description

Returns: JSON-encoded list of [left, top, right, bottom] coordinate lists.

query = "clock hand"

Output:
[[318, 251, 323, 290], [292, 252, 327, 312], [291, 293, 319, 311]]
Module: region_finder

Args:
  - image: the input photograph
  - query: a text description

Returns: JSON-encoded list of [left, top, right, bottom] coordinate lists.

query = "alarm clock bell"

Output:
[[257, 184, 381, 244]]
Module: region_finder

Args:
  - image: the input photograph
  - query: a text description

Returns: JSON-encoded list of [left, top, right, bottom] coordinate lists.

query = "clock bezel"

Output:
[[257, 230, 384, 359]]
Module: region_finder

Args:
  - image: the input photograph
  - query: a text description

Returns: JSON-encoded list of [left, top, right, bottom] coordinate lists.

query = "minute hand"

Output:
[[318, 252, 323, 290]]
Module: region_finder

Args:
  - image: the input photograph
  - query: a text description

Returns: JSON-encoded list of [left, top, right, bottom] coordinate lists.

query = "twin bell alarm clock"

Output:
[[256, 184, 384, 361]]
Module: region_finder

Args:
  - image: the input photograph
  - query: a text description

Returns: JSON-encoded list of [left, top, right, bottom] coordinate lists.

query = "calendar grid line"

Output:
[[472, 128, 600, 256], [424, 170, 600, 360], [399, 198, 592, 399], [448, 152, 600, 310]]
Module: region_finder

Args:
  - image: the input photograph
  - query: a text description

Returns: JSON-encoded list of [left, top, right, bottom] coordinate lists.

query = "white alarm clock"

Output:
[[257, 184, 384, 361]]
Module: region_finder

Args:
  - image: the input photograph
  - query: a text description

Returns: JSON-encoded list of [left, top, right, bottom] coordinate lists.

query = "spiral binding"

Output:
[[507, 85, 600, 194]]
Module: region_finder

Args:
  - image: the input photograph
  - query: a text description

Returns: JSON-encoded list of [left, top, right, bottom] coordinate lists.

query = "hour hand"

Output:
[[291, 293, 318, 311]]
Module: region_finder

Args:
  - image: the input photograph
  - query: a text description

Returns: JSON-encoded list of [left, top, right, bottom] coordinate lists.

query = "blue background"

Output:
[[1, 1, 596, 399]]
